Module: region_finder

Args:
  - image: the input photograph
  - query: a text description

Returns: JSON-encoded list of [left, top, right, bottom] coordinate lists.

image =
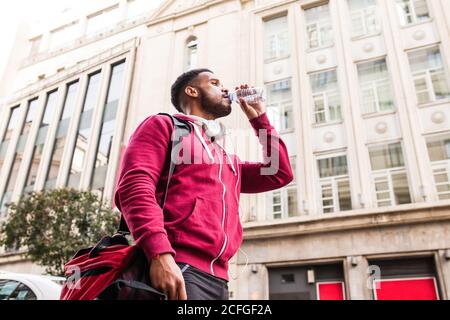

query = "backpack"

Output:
[[59, 113, 192, 300]]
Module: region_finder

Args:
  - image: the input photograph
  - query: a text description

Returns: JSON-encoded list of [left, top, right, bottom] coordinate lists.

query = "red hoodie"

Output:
[[114, 112, 293, 281]]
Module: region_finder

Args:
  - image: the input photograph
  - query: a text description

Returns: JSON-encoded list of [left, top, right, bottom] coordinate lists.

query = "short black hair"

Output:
[[170, 68, 213, 113]]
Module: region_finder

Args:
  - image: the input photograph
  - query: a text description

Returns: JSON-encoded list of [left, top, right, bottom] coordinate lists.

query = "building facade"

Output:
[[0, 0, 450, 300]]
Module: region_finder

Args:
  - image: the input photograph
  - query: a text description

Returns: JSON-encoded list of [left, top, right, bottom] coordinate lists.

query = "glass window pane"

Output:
[[45, 82, 79, 190], [266, 79, 293, 131], [0, 106, 21, 172], [9, 283, 37, 300], [287, 188, 298, 217], [430, 70, 450, 100], [427, 137, 450, 162], [289, 157, 296, 184], [305, 4, 333, 48], [358, 59, 394, 113], [369, 143, 405, 170], [0, 99, 39, 213], [322, 185, 333, 198], [264, 16, 289, 60], [392, 172, 412, 204], [24, 91, 59, 193], [338, 180, 352, 211], [0, 280, 20, 300], [310, 70, 338, 93], [90, 62, 126, 192], [67, 72, 102, 189], [318, 156, 348, 178], [314, 94, 326, 124], [186, 38, 198, 71], [409, 47, 444, 73], [396, 0, 429, 25], [414, 0, 430, 21]]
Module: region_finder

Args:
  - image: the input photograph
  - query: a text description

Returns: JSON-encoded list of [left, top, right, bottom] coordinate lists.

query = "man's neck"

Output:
[[187, 114, 214, 122]]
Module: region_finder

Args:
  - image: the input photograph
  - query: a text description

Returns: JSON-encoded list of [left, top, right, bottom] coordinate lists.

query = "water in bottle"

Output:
[[228, 87, 265, 104]]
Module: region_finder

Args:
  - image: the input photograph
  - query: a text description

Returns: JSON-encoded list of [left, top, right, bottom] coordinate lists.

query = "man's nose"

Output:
[[222, 88, 229, 94]]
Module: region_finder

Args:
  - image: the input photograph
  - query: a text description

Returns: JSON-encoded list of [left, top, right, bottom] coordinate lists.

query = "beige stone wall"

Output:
[[230, 202, 450, 299]]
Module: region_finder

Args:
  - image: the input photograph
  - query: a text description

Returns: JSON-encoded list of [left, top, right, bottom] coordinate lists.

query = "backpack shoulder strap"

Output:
[[118, 113, 192, 235]]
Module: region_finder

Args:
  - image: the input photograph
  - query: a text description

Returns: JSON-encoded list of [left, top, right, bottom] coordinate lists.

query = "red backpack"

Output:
[[60, 234, 165, 300], [60, 113, 192, 300]]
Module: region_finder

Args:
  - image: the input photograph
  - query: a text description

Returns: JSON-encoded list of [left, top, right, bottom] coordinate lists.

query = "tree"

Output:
[[0, 188, 119, 276]]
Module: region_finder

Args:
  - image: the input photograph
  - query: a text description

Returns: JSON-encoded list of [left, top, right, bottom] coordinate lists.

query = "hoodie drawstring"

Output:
[[192, 123, 215, 162]]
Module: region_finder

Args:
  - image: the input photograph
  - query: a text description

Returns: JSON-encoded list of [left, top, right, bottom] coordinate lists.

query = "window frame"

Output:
[[316, 153, 352, 214], [265, 78, 294, 132], [305, 4, 334, 50], [357, 58, 396, 115], [396, 0, 431, 26], [309, 69, 342, 125], [263, 14, 290, 62], [268, 156, 298, 220], [348, 0, 381, 39], [368, 141, 412, 207]]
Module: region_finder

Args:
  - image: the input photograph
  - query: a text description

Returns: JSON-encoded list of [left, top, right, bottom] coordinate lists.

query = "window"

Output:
[[348, 0, 381, 38], [268, 157, 298, 219], [370, 257, 440, 300], [90, 61, 126, 193], [396, 0, 430, 26], [426, 135, 450, 200], [186, 38, 198, 71], [86, 5, 119, 35], [0, 280, 37, 300], [305, 4, 334, 49], [66, 72, 102, 189], [0, 99, 39, 214], [126, 0, 157, 19], [48, 21, 79, 51], [23, 91, 59, 194], [266, 79, 294, 132], [29, 36, 42, 56], [317, 155, 352, 214], [369, 142, 412, 207], [264, 15, 289, 61], [357, 58, 395, 114], [408, 47, 450, 104], [0, 106, 21, 174], [269, 264, 346, 300], [44, 82, 79, 190], [310, 70, 342, 124]]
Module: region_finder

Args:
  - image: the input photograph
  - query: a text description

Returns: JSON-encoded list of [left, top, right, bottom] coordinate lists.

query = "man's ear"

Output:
[[185, 86, 199, 98]]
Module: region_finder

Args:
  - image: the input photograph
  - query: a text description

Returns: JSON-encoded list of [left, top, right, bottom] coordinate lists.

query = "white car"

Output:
[[0, 271, 64, 300]]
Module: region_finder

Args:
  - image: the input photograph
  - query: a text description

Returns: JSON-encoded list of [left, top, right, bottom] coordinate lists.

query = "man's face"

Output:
[[193, 72, 231, 118]]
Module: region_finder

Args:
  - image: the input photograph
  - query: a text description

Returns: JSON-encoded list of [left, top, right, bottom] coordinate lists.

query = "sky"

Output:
[[0, 0, 76, 79], [0, 0, 166, 82]]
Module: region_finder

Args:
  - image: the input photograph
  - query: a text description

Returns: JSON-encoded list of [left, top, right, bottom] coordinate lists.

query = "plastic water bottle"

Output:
[[228, 87, 265, 104]]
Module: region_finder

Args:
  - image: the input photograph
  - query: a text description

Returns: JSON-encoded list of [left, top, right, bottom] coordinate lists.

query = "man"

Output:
[[114, 68, 293, 300]]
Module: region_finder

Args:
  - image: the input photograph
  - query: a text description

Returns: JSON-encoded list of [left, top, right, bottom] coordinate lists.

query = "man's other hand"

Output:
[[150, 253, 187, 300]]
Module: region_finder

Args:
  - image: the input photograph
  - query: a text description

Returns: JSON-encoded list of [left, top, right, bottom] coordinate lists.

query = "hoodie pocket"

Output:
[[166, 196, 225, 256], [220, 201, 243, 263]]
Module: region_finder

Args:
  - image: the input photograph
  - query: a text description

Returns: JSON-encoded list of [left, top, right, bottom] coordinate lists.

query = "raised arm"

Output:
[[239, 112, 294, 193]]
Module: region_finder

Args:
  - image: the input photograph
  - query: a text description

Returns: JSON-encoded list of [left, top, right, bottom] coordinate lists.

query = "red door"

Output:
[[374, 277, 439, 300], [317, 282, 346, 300]]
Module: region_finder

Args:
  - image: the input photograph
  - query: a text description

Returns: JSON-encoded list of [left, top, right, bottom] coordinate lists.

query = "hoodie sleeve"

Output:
[[240, 112, 294, 193], [114, 115, 176, 261]]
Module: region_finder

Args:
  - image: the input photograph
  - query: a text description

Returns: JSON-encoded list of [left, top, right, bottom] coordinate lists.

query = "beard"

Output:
[[199, 88, 232, 119]]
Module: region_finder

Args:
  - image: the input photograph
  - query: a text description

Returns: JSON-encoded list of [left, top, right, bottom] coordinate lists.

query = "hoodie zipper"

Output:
[[210, 145, 228, 276]]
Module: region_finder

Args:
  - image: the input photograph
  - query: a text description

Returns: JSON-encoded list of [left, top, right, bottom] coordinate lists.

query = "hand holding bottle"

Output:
[[232, 84, 265, 120]]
